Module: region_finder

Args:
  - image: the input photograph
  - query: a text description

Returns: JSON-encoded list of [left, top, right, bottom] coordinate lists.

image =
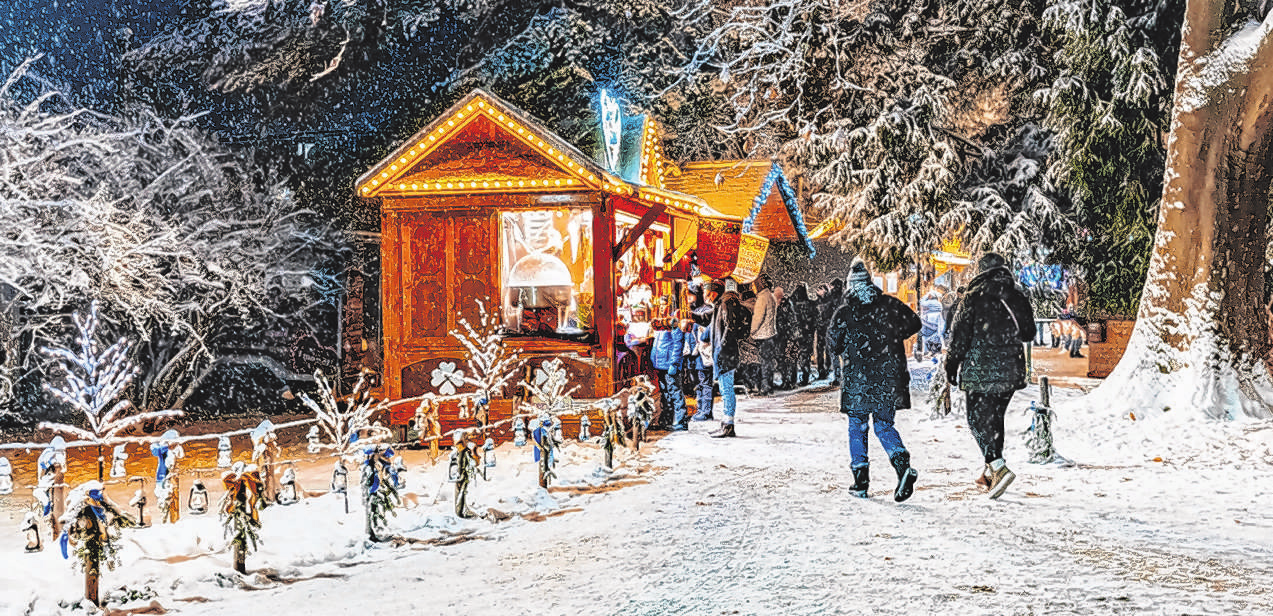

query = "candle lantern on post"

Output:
[[188, 479, 209, 515], [128, 477, 147, 527], [109, 445, 128, 479], [0, 457, 12, 495], [22, 510, 41, 552]]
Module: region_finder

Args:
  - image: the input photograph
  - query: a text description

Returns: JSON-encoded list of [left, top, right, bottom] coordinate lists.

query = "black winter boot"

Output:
[[849, 465, 869, 498], [890, 451, 918, 503]]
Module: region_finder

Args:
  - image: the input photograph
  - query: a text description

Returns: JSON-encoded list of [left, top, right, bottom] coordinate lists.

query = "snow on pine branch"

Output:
[[451, 300, 518, 406], [38, 301, 183, 444]]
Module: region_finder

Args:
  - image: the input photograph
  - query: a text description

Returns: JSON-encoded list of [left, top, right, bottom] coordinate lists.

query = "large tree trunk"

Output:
[[1095, 1, 1273, 419]]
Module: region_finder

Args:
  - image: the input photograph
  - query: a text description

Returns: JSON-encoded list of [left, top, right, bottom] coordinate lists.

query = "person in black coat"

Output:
[[791, 283, 819, 386], [946, 252, 1035, 500], [775, 286, 800, 389], [828, 261, 922, 502], [709, 278, 750, 438], [818, 279, 845, 381]]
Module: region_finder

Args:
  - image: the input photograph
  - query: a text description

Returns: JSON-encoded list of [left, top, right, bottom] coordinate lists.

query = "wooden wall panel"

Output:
[[404, 212, 448, 340]]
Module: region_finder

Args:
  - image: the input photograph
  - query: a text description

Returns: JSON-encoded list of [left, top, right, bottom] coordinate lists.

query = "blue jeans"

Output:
[[715, 368, 737, 424], [658, 369, 686, 427], [847, 407, 906, 469], [694, 367, 714, 420]]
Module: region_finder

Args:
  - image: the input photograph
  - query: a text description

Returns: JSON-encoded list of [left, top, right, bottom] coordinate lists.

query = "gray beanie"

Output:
[[977, 252, 1008, 273], [848, 261, 871, 284]]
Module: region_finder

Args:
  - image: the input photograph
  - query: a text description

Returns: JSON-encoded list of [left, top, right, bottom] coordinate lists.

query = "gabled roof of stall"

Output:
[[664, 160, 816, 254], [356, 89, 731, 219]]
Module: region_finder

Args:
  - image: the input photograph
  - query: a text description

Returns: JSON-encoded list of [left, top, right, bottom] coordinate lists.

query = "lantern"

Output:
[[551, 416, 564, 444], [513, 416, 527, 447], [109, 444, 128, 479], [306, 426, 322, 454], [278, 467, 298, 505], [22, 511, 40, 553], [331, 459, 348, 494], [578, 414, 591, 441], [482, 438, 496, 469], [0, 457, 12, 495], [128, 477, 147, 527], [188, 480, 209, 515], [217, 436, 232, 468]]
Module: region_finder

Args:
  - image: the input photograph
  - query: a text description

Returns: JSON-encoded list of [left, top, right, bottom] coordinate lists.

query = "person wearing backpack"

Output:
[[946, 252, 1036, 499]]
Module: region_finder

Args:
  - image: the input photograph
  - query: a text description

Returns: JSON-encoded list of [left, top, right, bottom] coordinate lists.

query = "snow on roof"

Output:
[[664, 160, 815, 254]]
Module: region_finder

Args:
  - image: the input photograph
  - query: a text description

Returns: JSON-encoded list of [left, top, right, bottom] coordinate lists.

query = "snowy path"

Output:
[[149, 385, 1273, 616]]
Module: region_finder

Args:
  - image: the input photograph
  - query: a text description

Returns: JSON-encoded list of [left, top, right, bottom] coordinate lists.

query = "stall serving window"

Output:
[[500, 208, 595, 339]]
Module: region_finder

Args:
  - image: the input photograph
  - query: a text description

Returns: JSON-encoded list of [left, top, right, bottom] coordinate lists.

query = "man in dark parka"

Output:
[[791, 283, 819, 386], [709, 278, 750, 438], [946, 252, 1035, 499], [828, 262, 922, 502]]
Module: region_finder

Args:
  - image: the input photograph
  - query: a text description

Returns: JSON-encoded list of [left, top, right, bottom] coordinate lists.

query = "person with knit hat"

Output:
[[828, 260, 922, 502], [946, 252, 1036, 499], [708, 278, 750, 438]]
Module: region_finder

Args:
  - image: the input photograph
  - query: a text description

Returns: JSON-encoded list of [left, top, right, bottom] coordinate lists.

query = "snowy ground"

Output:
[[2, 375, 1272, 615]]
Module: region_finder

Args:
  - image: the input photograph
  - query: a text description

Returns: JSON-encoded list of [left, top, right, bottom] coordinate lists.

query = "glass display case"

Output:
[[500, 208, 594, 335]]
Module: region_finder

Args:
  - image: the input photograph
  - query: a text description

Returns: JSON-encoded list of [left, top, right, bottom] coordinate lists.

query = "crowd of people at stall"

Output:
[[614, 253, 1039, 504]]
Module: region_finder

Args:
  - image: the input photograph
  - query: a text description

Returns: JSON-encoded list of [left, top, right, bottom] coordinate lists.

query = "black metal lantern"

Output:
[[551, 416, 564, 444], [578, 414, 591, 441], [217, 436, 232, 468], [110, 444, 128, 479], [278, 467, 298, 505], [188, 480, 209, 515], [22, 511, 40, 553]]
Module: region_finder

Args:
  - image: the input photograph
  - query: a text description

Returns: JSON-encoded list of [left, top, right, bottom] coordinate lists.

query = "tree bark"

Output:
[[1098, 2, 1273, 419], [233, 542, 246, 574], [86, 560, 100, 606]]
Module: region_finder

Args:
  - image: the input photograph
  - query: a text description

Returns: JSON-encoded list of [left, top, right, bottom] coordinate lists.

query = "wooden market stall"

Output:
[[355, 89, 766, 436]]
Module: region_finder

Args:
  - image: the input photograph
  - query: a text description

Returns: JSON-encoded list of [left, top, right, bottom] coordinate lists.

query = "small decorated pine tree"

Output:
[[40, 301, 183, 481], [59, 481, 135, 606], [521, 359, 576, 489], [301, 369, 394, 513], [360, 445, 400, 541], [452, 300, 519, 423], [219, 464, 263, 574]]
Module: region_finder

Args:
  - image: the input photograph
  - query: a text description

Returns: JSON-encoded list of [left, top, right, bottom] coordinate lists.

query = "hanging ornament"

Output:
[[109, 444, 128, 479], [306, 426, 322, 454], [513, 416, 527, 447], [217, 436, 232, 468]]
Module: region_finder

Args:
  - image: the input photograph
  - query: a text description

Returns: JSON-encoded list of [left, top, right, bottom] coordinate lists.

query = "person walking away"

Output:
[[651, 319, 687, 431], [820, 278, 846, 383], [791, 283, 819, 386], [919, 290, 946, 358], [709, 278, 750, 438], [946, 253, 1035, 499], [749, 275, 777, 396], [775, 286, 800, 389], [828, 261, 922, 502]]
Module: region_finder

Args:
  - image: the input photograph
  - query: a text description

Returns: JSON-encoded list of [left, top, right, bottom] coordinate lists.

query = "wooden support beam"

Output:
[[612, 203, 666, 262]]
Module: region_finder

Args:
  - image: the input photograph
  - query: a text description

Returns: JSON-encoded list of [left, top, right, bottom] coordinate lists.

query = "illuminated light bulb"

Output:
[[547, 147, 554, 155], [457, 112, 465, 118], [467, 104, 474, 111], [557, 154, 563, 161], [391, 165, 398, 171], [399, 184, 406, 190], [399, 157, 407, 164], [437, 127, 445, 134], [498, 114, 505, 121], [517, 128, 525, 134], [435, 183, 442, 189], [361, 187, 369, 193], [429, 135, 437, 142], [518, 181, 525, 187], [372, 180, 379, 186], [554, 179, 561, 186], [531, 180, 538, 186], [412, 183, 418, 190], [447, 120, 455, 126], [566, 179, 573, 185], [381, 172, 388, 178], [409, 149, 416, 155], [482, 182, 489, 188], [470, 182, 477, 188], [477, 101, 485, 108], [447, 182, 454, 189]]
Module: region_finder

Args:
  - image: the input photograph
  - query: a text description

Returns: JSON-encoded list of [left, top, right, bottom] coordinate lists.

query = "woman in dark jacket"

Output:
[[828, 262, 921, 502], [946, 252, 1036, 500], [819, 278, 845, 382], [775, 287, 801, 389], [709, 279, 750, 438]]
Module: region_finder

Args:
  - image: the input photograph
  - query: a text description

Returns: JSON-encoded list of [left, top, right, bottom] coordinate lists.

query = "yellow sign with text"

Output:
[[730, 233, 770, 284]]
